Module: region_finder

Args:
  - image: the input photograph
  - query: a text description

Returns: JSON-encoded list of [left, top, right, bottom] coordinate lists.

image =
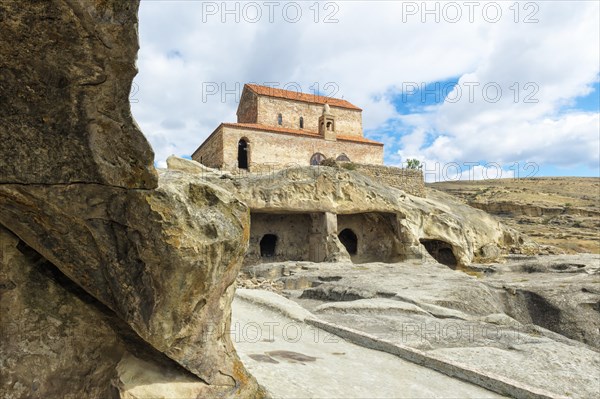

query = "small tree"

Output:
[[406, 158, 423, 170]]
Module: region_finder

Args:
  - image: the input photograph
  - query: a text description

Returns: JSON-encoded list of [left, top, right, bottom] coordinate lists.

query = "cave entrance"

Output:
[[260, 234, 277, 257], [420, 239, 457, 269], [338, 228, 358, 255]]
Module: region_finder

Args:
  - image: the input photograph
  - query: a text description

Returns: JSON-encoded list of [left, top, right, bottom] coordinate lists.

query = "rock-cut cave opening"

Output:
[[419, 239, 458, 269], [338, 228, 358, 255], [260, 234, 278, 257]]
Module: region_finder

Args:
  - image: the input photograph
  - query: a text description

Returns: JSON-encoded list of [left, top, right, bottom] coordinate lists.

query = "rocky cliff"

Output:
[[168, 157, 536, 267], [0, 1, 264, 398]]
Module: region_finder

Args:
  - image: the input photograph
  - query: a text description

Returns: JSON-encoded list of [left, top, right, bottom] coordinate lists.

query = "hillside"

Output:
[[429, 177, 600, 254]]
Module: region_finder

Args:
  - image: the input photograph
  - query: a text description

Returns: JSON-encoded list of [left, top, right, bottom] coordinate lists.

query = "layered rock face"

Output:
[[0, 1, 263, 398], [169, 158, 533, 267], [430, 178, 600, 254]]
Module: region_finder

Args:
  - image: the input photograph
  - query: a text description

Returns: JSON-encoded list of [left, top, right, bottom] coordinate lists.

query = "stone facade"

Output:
[[198, 125, 382, 171], [191, 125, 224, 168], [255, 96, 363, 137], [352, 164, 426, 197], [192, 84, 383, 171], [168, 157, 527, 269]]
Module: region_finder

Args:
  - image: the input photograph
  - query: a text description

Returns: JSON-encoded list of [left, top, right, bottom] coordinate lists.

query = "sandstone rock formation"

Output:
[[0, 2, 263, 398], [168, 157, 533, 267], [243, 256, 600, 398], [0, 172, 258, 388], [430, 178, 600, 254], [1, 226, 125, 399], [481, 254, 600, 349], [1, 225, 229, 399], [0, 0, 156, 188]]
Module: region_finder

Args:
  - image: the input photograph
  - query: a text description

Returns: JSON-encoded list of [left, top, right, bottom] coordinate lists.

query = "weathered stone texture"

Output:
[[0, 225, 260, 399], [0, 0, 157, 188], [246, 213, 313, 264], [255, 257, 600, 399], [353, 164, 426, 197], [256, 96, 363, 136], [177, 160, 532, 266], [0, 226, 124, 399], [0, 172, 258, 393], [337, 212, 406, 263], [0, 2, 264, 398]]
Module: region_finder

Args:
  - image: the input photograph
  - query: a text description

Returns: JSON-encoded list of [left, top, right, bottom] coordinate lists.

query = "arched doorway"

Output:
[[338, 228, 358, 255], [260, 234, 277, 257], [336, 153, 350, 162], [238, 139, 248, 169], [310, 152, 326, 166]]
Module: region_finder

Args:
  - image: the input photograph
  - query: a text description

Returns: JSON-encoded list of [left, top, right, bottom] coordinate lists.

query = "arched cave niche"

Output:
[[260, 234, 278, 257], [419, 239, 457, 269], [338, 228, 358, 255]]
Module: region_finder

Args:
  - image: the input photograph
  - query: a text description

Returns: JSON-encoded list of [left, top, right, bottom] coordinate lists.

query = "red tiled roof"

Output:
[[245, 84, 362, 111], [222, 123, 383, 146]]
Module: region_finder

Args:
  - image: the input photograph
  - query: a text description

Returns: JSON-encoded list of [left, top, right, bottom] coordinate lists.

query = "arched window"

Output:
[[310, 152, 326, 166], [336, 154, 350, 162], [238, 138, 249, 169], [260, 234, 277, 257], [326, 121, 333, 131], [277, 113, 283, 125], [338, 229, 358, 255], [299, 116, 304, 129]]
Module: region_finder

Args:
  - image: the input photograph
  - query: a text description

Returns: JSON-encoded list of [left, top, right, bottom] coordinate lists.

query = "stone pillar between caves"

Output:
[[309, 212, 338, 262]]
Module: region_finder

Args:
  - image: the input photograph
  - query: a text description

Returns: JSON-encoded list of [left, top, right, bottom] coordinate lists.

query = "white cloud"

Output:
[[132, 1, 600, 175]]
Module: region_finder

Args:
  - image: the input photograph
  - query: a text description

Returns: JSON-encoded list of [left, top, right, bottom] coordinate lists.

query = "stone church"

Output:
[[192, 84, 384, 171]]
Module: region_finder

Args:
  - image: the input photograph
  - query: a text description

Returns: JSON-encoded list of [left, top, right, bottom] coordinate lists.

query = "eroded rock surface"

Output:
[[0, 226, 231, 399], [0, 2, 263, 398], [0, 171, 256, 391], [0, 226, 124, 399], [243, 257, 600, 398], [169, 158, 534, 266], [0, 0, 156, 187], [430, 178, 600, 254], [480, 254, 600, 349]]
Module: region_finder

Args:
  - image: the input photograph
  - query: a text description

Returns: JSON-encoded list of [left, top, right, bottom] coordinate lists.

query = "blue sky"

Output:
[[132, 1, 600, 181], [571, 82, 600, 112], [369, 77, 600, 180]]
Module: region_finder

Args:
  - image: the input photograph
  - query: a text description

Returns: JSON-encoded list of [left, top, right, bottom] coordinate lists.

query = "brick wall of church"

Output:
[[236, 90, 258, 123], [191, 127, 223, 168], [352, 164, 426, 197], [220, 126, 383, 170], [255, 96, 363, 137]]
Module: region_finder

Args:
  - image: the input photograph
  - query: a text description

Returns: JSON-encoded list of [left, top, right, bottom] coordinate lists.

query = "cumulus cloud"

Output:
[[131, 1, 599, 177]]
